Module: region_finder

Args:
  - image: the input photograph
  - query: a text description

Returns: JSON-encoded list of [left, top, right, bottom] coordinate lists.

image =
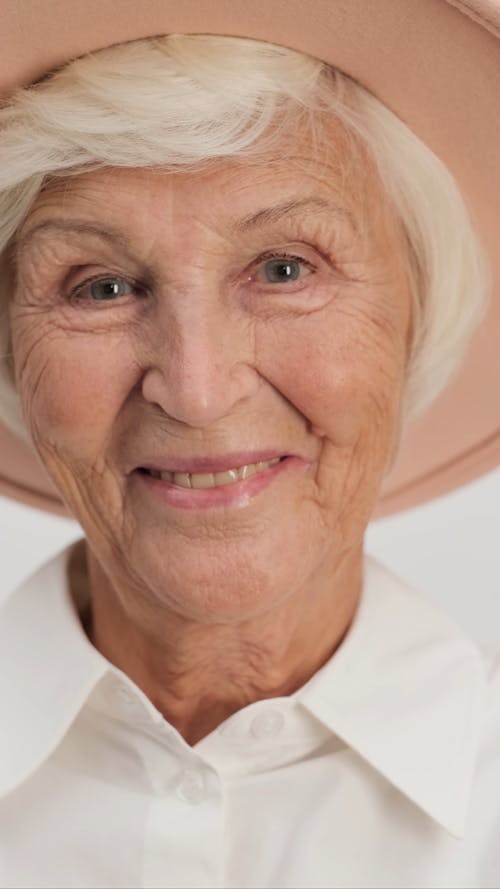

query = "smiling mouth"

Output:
[[138, 456, 285, 489]]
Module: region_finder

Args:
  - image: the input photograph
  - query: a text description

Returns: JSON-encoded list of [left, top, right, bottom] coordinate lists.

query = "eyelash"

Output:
[[67, 250, 316, 304], [69, 274, 144, 304], [250, 251, 315, 283]]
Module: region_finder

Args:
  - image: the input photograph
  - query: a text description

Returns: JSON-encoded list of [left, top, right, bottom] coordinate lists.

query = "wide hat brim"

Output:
[[0, 0, 499, 519]]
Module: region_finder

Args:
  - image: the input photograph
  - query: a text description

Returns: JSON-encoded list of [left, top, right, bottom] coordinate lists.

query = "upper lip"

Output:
[[132, 450, 291, 475]]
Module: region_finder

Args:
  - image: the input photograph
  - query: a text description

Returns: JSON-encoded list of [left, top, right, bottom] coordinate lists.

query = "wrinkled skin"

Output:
[[10, 120, 411, 742]]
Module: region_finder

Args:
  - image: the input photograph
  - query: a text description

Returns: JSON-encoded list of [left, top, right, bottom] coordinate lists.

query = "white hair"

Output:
[[0, 33, 491, 441]]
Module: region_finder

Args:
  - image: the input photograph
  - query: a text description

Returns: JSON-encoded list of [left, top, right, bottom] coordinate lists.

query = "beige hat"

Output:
[[0, 0, 499, 518]]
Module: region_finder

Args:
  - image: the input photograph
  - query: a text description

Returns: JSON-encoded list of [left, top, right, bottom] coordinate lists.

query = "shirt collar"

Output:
[[0, 543, 486, 838], [0, 540, 108, 798], [298, 556, 486, 838]]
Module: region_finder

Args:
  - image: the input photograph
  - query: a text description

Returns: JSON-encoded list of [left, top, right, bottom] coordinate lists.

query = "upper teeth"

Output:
[[147, 457, 281, 488]]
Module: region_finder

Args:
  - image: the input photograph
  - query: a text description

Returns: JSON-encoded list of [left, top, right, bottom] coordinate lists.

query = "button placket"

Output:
[[176, 768, 206, 804]]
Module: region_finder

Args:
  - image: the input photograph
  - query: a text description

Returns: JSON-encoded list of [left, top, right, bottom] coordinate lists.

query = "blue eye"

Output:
[[88, 277, 133, 301], [264, 258, 301, 283], [255, 252, 315, 286]]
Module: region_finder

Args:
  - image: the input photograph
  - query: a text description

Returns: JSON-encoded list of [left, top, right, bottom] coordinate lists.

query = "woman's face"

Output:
[[11, 122, 411, 622]]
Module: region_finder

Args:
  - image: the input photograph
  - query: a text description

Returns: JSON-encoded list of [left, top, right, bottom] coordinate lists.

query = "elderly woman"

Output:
[[0, 2, 499, 887]]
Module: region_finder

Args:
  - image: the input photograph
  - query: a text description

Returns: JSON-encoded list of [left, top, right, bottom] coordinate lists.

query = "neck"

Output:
[[79, 543, 363, 745]]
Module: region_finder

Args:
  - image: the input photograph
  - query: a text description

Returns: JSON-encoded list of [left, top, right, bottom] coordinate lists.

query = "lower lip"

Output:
[[132, 456, 301, 509]]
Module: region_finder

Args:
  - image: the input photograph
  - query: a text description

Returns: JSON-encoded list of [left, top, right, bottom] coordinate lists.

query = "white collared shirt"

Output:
[[1, 542, 499, 889]]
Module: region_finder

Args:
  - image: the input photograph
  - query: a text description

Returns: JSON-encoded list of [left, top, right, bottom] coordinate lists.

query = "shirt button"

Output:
[[176, 768, 206, 804], [250, 709, 285, 739]]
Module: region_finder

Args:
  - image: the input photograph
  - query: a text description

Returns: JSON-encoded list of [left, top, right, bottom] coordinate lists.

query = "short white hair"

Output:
[[0, 33, 491, 441]]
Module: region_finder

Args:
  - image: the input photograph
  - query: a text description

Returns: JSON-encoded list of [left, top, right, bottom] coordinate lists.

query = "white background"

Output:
[[1, 466, 499, 650]]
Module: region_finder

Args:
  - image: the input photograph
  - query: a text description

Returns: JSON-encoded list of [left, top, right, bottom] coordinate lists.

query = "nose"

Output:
[[140, 303, 261, 428]]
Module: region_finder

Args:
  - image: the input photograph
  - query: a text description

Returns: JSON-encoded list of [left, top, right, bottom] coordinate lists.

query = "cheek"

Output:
[[254, 301, 408, 447], [11, 319, 136, 456], [252, 301, 408, 545]]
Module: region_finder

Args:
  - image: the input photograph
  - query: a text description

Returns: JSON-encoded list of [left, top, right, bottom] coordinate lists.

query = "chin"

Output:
[[118, 522, 315, 624]]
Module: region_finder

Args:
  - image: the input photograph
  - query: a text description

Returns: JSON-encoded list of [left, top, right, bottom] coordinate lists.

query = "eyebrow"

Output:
[[15, 220, 134, 256], [234, 197, 358, 233], [15, 195, 357, 254]]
